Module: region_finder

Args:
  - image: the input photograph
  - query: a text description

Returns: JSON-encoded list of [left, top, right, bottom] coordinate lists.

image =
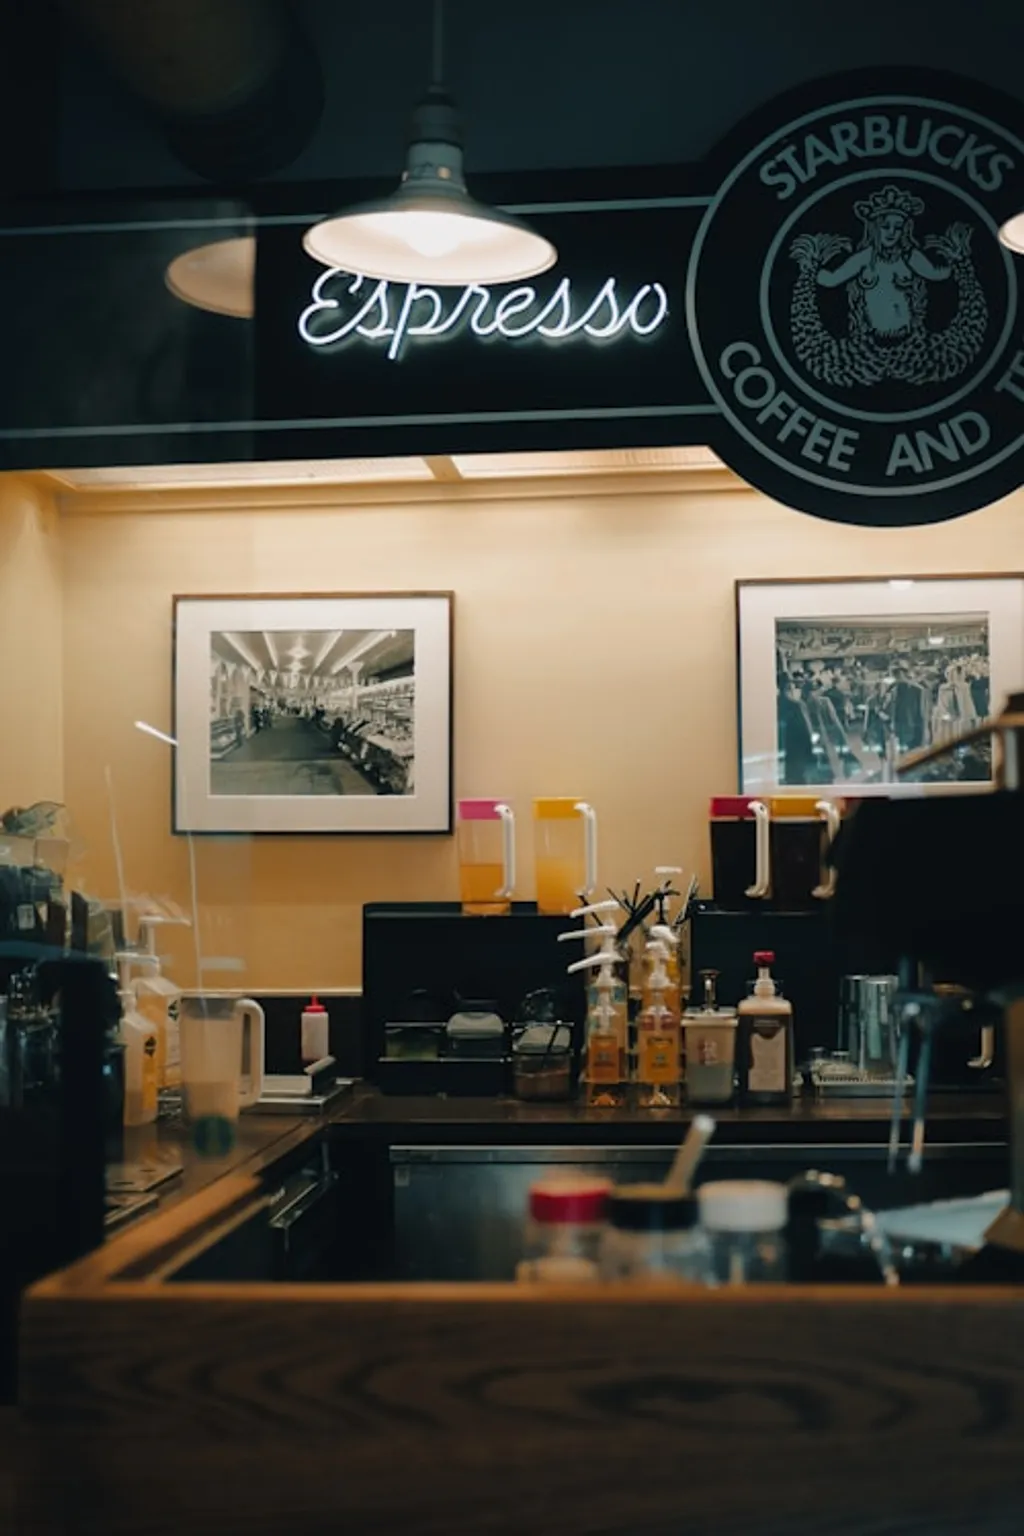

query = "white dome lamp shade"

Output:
[[302, 3, 556, 286], [165, 235, 255, 319]]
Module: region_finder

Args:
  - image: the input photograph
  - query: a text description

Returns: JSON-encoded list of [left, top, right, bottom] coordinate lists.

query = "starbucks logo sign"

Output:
[[688, 92, 1024, 523]]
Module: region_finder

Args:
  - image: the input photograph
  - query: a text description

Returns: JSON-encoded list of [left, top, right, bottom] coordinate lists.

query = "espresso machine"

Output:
[[832, 692, 1024, 1277]]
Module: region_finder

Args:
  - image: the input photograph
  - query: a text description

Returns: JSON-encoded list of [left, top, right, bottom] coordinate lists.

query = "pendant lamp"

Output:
[[999, 213, 1024, 255], [302, 1, 557, 286], [165, 235, 255, 318]]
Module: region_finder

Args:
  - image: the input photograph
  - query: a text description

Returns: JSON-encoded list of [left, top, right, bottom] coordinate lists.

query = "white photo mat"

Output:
[[737, 577, 1024, 797], [174, 592, 452, 833]]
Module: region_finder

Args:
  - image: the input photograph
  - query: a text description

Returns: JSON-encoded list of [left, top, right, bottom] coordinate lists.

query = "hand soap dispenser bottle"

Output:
[[116, 954, 159, 1127], [133, 915, 186, 1096], [636, 941, 681, 1109], [737, 950, 794, 1107]]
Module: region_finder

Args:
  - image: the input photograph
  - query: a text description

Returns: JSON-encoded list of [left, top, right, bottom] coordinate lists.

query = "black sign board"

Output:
[[253, 202, 708, 449], [1, 69, 1023, 526], [689, 70, 1024, 524]]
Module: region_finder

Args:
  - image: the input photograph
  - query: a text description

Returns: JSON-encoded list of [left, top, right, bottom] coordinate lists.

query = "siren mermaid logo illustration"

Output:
[[686, 90, 1022, 520], [788, 184, 988, 388]]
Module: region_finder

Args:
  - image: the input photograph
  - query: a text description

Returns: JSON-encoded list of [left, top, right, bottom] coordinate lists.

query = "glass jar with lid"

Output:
[[698, 1179, 788, 1284], [600, 1184, 711, 1283], [516, 1176, 611, 1282]]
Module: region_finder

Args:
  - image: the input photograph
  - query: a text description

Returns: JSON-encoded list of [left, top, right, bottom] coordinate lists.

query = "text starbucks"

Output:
[[759, 113, 1015, 201]]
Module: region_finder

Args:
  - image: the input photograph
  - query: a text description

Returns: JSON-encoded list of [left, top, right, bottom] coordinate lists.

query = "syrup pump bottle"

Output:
[[567, 949, 627, 1107], [558, 903, 629, 1064], [636, 940, 682, 1110], [649, 924, 683, 1024]]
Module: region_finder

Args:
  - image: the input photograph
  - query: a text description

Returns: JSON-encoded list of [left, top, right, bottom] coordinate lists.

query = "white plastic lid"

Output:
[[697, 1180, 788, 1233]]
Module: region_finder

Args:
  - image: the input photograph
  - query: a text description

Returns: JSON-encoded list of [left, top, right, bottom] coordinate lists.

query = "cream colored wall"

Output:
[[57, 477, 1024, 990], [0, 475, 63, 811]]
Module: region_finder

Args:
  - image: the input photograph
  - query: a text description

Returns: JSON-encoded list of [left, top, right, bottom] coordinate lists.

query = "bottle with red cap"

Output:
[[736, 951, 794, 1106], [516, 1176, 612, 1282], [301, 995, 329, 1066]]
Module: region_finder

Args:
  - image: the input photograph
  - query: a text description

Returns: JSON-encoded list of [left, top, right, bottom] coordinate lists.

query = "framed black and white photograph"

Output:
[[173, 593, 453, 833], [736, 577, 1024, 797]]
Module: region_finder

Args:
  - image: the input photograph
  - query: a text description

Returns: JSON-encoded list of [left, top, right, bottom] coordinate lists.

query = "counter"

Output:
[[98, 1090, 1009, 1247], [113, 1111, 314, 1215], [331, 1085, 1007, 1143], [13, 1090, 1023, 1536]]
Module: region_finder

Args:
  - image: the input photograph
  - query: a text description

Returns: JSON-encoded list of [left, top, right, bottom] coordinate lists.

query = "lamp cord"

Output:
[[431, 0, 445, 88]]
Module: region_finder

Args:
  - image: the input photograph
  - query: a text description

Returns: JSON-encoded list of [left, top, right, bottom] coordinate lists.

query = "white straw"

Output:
[[665, 1114, 716, 1192], [134, 720, 204, 993], [104, 765, 129, 942], [134, 720, 178, 748], [186, 831, 204, 994]]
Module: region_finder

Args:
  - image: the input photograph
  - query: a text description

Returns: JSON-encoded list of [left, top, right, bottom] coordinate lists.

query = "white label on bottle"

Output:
[[302, 1011, 329, 1063], [747, 1019, 787, 1093]]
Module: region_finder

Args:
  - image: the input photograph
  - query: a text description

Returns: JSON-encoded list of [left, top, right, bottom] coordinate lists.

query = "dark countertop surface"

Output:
[[328, 1085, 1008, 1144], [104, 1086, 1008, 1239], [109, 1111, 312, 1225]]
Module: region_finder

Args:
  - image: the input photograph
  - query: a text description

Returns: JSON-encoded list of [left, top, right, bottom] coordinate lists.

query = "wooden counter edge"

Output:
[[18, 1273, 1024, 1536], [30, 1112, 323, 1295], [24, 1272, 1024, 1305], [27, 1172, 263, 1293]]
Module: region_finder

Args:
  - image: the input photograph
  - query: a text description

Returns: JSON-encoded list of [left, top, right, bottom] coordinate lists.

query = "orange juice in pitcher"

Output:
[[457, 799, 516, 915], [533, 798, 598, 915]]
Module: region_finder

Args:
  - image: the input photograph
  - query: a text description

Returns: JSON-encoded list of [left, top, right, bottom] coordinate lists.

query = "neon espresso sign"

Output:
[[298, 269, 670, 362]]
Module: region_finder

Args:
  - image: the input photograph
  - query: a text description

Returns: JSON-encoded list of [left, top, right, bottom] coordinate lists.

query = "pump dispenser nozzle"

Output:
[[114, 949, 157, 993], [570, 899, 620, 921], [567, 952, 617, 979], [137, 912, 191, 957], [558, 923, 617, 944], [653, 868, 683, 923], [645, 940, 671, 992], [559, 924, 620, 970]]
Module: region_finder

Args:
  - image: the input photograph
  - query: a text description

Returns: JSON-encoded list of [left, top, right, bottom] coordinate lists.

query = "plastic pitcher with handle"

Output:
[[457, 798, 516, 915], [179, 993, 265, 1144], [533, 798, 598, 915]]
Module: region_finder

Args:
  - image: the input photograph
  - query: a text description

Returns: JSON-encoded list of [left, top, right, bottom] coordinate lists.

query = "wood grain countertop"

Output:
[[12, 1087, 1022, 1536]]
